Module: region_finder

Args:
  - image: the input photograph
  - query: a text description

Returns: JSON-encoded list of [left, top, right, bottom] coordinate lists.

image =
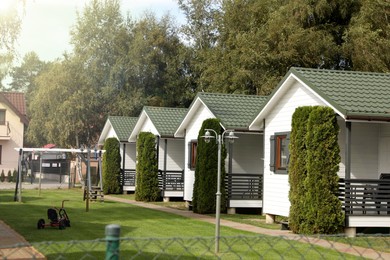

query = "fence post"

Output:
[[105, 224, 120, 260]]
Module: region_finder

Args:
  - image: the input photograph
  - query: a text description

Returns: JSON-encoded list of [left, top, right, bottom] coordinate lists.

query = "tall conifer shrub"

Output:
[[302, 106, 344, 234], [288, 106, 315, 233], [135, 132, 160, 202], [102, 137, 122, 194], [192, 118, 227, 214]]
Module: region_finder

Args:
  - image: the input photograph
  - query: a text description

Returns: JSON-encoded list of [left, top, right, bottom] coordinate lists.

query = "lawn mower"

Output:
[[37, 200, 71, 230]]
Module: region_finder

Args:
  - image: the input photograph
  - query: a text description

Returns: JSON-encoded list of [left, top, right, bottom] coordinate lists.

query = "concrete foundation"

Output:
[[265, 214, 275, 224], [227, 208, 236, 214], [344, 227, 356, 237]]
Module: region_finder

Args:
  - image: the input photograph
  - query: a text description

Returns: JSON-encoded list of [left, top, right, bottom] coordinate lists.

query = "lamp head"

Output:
[[201, 130, 215, 143], [226, 131, 238, 144]]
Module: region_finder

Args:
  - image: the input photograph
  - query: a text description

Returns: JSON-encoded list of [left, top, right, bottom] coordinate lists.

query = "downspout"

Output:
[[122, 143, 126, 186], [164, 139, 168, 191], [345, 122, 351, 180], [262, 119, 266, 203], [122, 143, 126, 171], [228, 141, 233, 205]]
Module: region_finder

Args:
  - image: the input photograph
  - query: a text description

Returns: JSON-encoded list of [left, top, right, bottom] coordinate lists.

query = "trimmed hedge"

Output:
[[0, 170, 5, 182], [192, 118, 227, 214], [288, 106, 315, 233], [102, 137, 122, 194], [289, 106, 344, 234], [135, 132, 160, 202]]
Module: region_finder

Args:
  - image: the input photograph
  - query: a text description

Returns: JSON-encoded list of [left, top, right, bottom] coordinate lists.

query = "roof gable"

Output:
[[175, 92, 268, 136], [98, 116, 137, 144], [250, 67, 390, 130], [0, 92, 29, 125], [129, 106, 188, 141], [292, 67, 390, 119]]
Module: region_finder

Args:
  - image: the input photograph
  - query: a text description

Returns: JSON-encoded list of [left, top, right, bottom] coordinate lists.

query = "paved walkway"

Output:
[[1, 192, 389, 259], [105, 196, 390, 260]]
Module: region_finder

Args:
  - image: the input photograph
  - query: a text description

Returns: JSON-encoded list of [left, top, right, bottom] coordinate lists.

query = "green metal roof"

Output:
[[143, 106, 188, 137], [108, 116, 138, 142], [197, 92, 268, 129], [291, 67, 390, 119]]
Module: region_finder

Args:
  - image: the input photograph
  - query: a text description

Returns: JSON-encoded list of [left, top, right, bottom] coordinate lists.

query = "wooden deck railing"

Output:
[[158, 170, 184, 191], [225, 173, 263, 200], [338, 178, 390, 216], [120, 169, 136, 187]]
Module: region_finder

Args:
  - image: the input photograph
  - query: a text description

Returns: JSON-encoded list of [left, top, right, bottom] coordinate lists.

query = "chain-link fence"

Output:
[[2, 231, 390, 260]]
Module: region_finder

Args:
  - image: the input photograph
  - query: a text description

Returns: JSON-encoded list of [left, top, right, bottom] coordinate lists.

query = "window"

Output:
[[188, 140, 197, 170], [0, 145, 2, 164], [270, 132, 290, 174], [0, 110, 5, 125]]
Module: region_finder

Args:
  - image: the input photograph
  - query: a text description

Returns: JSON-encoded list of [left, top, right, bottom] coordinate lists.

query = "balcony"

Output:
[[0, 121, 11, 140]]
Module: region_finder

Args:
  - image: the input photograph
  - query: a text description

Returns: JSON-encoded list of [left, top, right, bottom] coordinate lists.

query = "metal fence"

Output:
[[2, 231, 390, 259]]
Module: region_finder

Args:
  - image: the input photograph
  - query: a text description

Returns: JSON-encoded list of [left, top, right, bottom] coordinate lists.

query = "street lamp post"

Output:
[[202, 128, 238, 254]]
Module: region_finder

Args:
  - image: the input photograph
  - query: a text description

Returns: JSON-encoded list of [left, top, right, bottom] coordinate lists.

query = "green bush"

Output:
[[7, 170, 12, 182], [0, 170, 5, 182], [12, 169, 17, 182], [288, 106, 315, 233], [302, 106, 344, 234], [102, 138, 122, 194], [135, 132, 160, 202], [289, 106, 344, 234], [192, 118, 227, 214]]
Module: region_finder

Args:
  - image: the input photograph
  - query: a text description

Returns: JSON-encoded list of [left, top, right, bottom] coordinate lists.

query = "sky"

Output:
[[13, 0, 186, 62]]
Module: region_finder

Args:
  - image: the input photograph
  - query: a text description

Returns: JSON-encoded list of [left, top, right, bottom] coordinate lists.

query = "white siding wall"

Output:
[[107, 126, 116, 138], [0, 102, 24, 173], [184, 105, 215, 201], [124, 143, 136, 170], [231, 133, 263, 174], [378, 125, 390, 175], [158, 139, 185, 171], [263, 81, 326, 217], [139, 118, 159, 135]]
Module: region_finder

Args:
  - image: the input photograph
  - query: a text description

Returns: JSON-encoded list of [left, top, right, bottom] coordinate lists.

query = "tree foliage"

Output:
[[135, 132, 160, 202], [0, 0, 23, 88], [288, 106, 315, 233], [9, 0, 390, 149], [102, 137, 122, 194], [289, 106, 344, 234], [192, 118, 227, 214]]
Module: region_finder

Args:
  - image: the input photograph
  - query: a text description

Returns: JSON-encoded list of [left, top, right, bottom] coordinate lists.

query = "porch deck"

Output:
[[339, 178, 390, 227], [225, 173, 263, 208], [158, 170, 184, 198]]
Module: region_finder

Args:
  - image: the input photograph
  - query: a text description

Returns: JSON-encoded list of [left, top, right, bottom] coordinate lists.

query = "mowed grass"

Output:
[[0, 189, 363, 259]]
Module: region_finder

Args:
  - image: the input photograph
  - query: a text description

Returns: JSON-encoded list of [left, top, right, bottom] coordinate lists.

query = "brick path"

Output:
[[1, 192, 389, 259]]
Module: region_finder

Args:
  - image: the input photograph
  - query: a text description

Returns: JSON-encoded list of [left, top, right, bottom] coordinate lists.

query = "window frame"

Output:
[[188, 140, 198, 170], [0, 109, 5, 125], [270, 132, 290, 174]]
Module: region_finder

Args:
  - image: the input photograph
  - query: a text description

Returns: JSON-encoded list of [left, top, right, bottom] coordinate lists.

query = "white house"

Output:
[[128, 106, 188, 200], [175, 92, 268, 212], [98, 116, 138, 192], [250, 67, 390, 235], [0, 92, 28, 175]]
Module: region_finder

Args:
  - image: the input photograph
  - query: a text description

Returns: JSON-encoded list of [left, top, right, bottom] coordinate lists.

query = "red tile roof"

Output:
[[2, 92, 26, 115], [0, 92, 29, 125]]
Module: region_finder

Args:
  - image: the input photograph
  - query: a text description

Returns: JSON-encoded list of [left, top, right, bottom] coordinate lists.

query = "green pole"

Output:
[[105, 224, 120, 260]]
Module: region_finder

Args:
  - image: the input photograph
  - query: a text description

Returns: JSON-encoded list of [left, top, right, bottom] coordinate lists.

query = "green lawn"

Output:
[[0, 189, 372, 259]]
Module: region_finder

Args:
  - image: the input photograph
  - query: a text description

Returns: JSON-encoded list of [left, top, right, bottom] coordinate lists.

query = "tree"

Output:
[[135, 132, 160, 202], [192, 118, 227, 214], [302, 106, 344, 234], [288, 106, 315, 233], [344, 0, 390, 72], [27, 58, 97, 147], [102, 137, 122, 194], [9, 52, 47, 93], [0, 0, 23, 88]]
